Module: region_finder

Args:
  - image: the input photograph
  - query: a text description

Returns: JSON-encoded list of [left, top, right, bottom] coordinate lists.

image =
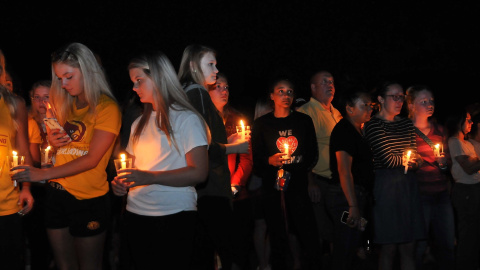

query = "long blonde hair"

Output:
[[129, 51, 209, 152], [178, 44, 216, 88], [50, 42, 116, 124]]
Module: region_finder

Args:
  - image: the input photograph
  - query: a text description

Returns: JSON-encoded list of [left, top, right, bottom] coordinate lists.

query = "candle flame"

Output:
[[121, 154, 126, 161], [435, 144, 440, 149], [46, 146, 51, 151], [284, 143, 289, 153], [240, 120, 245, 128], [12, 151, 17, 157]]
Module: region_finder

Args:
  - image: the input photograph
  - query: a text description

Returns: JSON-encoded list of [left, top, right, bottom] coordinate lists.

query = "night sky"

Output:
[[3, 1, 479, 123]]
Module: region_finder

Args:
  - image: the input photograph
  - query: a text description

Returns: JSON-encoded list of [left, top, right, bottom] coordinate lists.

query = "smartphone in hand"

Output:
[[44, 118, 72, 142]]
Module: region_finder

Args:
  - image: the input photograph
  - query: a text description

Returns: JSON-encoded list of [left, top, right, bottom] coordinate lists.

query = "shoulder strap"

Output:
[[184, 83, 203, 93], [414, 127, 435, 150]]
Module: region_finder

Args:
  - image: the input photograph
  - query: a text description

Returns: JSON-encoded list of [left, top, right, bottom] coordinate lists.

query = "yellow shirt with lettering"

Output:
[[0, 96, 20, 215], [52, 95, 121, 200]]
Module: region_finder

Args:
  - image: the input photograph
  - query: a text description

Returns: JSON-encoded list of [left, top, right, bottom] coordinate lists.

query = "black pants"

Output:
[[0, 213, 24, 270], [191, 196, 233, 270], [124, 210, 197, 270], [452, 182, 480, 270], [262, 190, 322, 270]]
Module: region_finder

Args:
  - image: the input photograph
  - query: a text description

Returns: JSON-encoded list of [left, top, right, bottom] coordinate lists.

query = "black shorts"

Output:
[[44, 182, 110, 237]]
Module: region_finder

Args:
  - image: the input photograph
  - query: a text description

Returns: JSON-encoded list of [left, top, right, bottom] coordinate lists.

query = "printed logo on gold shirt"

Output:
[[87, 221, 100, 230], [64, 120, 87, 142]]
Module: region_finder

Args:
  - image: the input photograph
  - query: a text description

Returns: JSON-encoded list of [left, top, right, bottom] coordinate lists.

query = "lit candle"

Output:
[[284, 143, 290, 161], [240, 120, 246, 141], [434, 144, 440, 157], [12, 151, 18, 187], [12, 151, 18, 166], [404, 150, 411, 174], [45, 146, 51, 164], [120, 154, 127, 170]]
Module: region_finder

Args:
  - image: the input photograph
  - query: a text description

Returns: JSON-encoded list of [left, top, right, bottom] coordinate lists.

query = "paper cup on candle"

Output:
[[114, 154, 133, 176], [8, 153, 25, 187]]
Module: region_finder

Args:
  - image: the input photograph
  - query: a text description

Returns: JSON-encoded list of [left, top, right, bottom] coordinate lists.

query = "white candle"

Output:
[[120, 154, 126, 170], [404, 150, 411, 174], [240, 120, 245, 141], [284, 143, 290, 160], [434, 144, 440, 157], [12, 151, 18, 166], [45, 146, 51, 164], [12, 151, 18, 187]]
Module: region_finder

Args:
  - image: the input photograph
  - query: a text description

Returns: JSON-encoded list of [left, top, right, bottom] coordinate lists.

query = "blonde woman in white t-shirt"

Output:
[[445, 108, 480, 270], [111, 51, 209, 269]]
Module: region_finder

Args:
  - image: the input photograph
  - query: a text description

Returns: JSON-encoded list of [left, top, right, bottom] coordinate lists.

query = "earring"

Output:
[[193, 69, 197, 73]]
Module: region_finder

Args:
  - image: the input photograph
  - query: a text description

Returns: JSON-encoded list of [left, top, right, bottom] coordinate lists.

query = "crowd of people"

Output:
[[1, 42, 480, 270]]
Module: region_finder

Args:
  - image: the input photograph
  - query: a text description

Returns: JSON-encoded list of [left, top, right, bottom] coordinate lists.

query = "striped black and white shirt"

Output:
[[364, 116, 417, 170]]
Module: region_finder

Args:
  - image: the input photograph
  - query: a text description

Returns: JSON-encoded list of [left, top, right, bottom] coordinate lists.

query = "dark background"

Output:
[[2, 1, 479, 123]]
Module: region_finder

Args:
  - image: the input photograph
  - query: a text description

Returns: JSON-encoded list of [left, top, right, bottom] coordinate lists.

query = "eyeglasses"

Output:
[[385, 95, 405, 102], [31, 96, 49, 102]]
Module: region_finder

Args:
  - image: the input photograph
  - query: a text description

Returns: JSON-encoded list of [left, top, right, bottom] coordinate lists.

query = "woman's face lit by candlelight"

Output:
[[129, 67, 156, 110], [378, 83, 404, 117], [200, 52, 218, 85], [53, 63, 85, 99], [409, 90, 434, 119], [209, 76, 229, 111], [462, 113, 473, 135]]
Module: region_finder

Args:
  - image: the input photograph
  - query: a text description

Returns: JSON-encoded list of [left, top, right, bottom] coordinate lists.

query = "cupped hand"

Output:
[[116, 168, 155, 188], [268, 153, 288, 167], [346, 206, 361, 228], [47, 128, 71, 148], [17, 188, 34, 216], [111, 176, 130, 196]]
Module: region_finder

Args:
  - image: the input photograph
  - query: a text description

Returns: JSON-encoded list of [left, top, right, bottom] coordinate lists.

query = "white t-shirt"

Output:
[[448, 137, 480, 184], [126, 107, 208, 216], [468, 138, 480, 157]]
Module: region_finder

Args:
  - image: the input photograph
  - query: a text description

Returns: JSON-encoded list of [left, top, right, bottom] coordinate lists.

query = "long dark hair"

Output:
[[445, 108, 468, 138]]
